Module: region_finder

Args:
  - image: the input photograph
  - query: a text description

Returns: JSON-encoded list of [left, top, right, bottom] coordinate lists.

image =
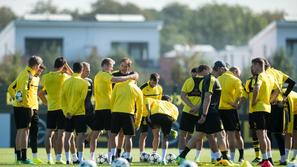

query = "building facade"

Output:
[[0, 19, 162, 66], [249, 20, 297, 62]]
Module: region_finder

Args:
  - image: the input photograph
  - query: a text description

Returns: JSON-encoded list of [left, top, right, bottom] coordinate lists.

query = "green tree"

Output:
[[38, 43, 62, 72], [30, 0, 59, 14], [0, 54, 25, 112], [85, 48, 102, 78], [0, 6, 16, 29], [269, 49, 296, 80], [90, 0, 141, 14]]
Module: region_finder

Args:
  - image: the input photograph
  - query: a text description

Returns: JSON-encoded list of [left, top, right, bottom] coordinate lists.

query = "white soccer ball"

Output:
[[287, 162, 297, 167], [79, 160, 97, 167], [166, 153, 177, 164], [121, 152, 127, 158], [149, 153, 161, 164], [140, 152, 150, 162], [111, 157, 130, 167], [179, 160, 198, 167], [96, 153, 108, 164]]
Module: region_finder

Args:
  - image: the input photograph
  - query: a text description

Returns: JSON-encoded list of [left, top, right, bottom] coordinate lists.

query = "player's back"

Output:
[[42, 71, 69, 110]]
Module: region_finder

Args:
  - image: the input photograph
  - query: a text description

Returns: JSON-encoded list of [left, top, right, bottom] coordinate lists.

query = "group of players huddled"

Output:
[[8, 55, 297, 166]]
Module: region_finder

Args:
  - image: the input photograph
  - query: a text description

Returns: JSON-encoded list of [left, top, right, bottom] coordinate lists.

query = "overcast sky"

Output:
[[0, 0, 296, 16]]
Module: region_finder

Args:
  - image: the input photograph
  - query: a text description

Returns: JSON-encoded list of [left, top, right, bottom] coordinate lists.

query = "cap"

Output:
[[213, 61, 226, 69]]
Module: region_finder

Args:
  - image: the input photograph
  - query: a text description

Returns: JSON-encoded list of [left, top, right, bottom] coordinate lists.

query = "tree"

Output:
[[269, 49, 296, 80], [85, 47, 102, 79], [90, 0, 141, 15], [0, 6, 16, 29], [30, 0, 59, 14], [38, 43, 62, 72], [0, 54, 25, 112]]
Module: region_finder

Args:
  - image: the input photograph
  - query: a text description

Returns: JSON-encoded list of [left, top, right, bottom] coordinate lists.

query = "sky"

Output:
[[0, 0, 296, 16]]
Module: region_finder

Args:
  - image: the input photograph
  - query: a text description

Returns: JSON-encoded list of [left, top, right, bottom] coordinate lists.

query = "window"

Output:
[[111, 42, 149, 61], [286, 39, 297, 57], [25, 38, 63, 56]]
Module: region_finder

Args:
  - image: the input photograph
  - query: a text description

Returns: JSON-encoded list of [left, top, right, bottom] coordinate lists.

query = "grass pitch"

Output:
[[0, 148, 289, 166]]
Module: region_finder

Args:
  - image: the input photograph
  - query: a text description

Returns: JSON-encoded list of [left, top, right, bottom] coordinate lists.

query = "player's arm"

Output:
[[252, 84, 259, 106], [63, 62, 73, 75], [252, 75, 261, 106], [61, 84, 70, 117], [8, 80, 17, 99], [111, 85, 117, 108], [231, 80, 244, 109], [145, 99, 151, 119], [270, 81, 281, 103], [198, 92, 211, 124], [111, 72, 139, 83], [181, 91, 198, 113], [134, 91, 144, 129], [38, 89, 47, 105]]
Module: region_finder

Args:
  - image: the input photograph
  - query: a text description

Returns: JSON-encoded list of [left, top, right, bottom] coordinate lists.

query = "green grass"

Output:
[[0, 148, 290, 166]]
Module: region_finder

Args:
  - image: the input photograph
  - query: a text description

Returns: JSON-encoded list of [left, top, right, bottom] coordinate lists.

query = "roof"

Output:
[[249, 20, 297, 46], [13, 19, 162, 29]]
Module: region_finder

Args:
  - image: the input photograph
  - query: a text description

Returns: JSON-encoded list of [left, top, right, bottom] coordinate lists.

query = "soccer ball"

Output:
[[120, 152, 132, 162], [121, 152, 127, 158], [96, 153, 108, 164], [287, 162, 297, 167], [111, 157, 130, 167], [140, 152, 150, 162], [166, 153, 177, 164], [149, 153, 161, 164], [179, 160, 198, 167], [79, 160, 97, 167]]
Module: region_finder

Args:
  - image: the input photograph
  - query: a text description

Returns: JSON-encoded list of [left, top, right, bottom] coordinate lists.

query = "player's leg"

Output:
[[116, 129, 125, 157], [30, 110, 44, 164]]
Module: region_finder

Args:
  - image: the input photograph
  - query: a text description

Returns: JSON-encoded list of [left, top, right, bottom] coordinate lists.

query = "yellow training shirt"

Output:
[[61, 73, 88, 116], [180, 76, 204, 116], [31, 76, 40, 110], [266, 67, 288, 101], [94, 71, 113, 110], [140, 81, 163, 117], [41, 71, 70, 111], [286, 90, 297, 133], [13, 66, 38, 108], [248, 72, 277, 113], [146, 98, 179, 121], [111, 80, 143, 128], [218, 71, 243, 110]]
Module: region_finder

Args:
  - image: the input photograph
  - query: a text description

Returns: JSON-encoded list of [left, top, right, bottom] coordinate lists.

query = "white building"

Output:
[[249, 20, 297, 62], [0, 14, 162, 66], [163, 44, 218, 60], [219, 45, 250, 70]]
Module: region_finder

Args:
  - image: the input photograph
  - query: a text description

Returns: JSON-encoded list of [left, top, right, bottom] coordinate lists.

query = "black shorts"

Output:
[[294, 114, 297, 130], [270, 104, 286, 133], [196, 112, 223, 134], [85, 113, 94, 128], [92, 110, 111, 131], [14, 107, 32, 129], [219, 109, 241, 131], [140, 117, 152, 133], [179, 112, 199, 133], [249, 112, 270, 130], [111, 112, 135, 135], [150, 114, 173, 136], [65, 115, 87, 133], [47, 110, 65, 130]]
